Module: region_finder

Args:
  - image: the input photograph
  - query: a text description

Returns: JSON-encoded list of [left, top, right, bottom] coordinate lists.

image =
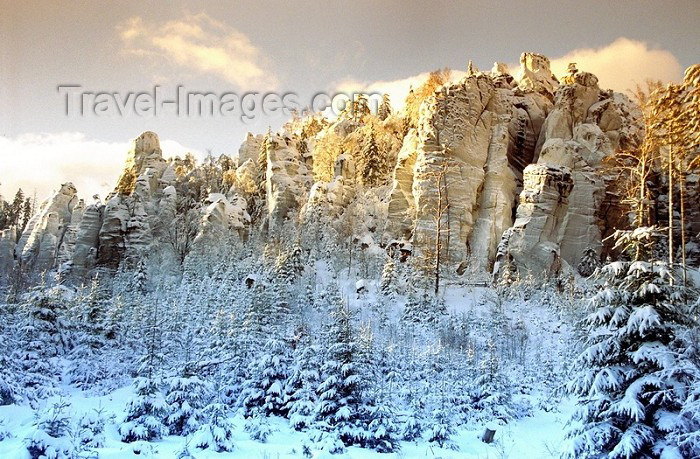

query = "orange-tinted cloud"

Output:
[[549, 37, 683, 93], [117, 13, 278, 90]]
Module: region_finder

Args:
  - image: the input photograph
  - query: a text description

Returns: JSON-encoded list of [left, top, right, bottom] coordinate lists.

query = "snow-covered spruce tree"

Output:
[[193, 399, 236, 452], [565, 227, 698, 458], [379, 254, 397, 297], [471, 338, 515, 423], [15, 285, 72, 402], [357, 123, 387, 188], [76, 407, 106, 449], [285, 335, 322, 431], [426, 380, 458, 451], [0, 301, 21, 405], [25, 399, 76, 459], [67, 277, 110, 391], [119, 299, 169, 442], [238, 336, 293, 418], [164, 371, 212, 436], [275, 245, 304, 284], [163, 288, 213, 436], [577, 247, 601, 278], [314, 300, 367, 446], [402, 287, 446, 325], [353, 322, 401, 453], [241, 282, 274, 351], [401, 386, 426, 442], [120, 365, 169, 442]]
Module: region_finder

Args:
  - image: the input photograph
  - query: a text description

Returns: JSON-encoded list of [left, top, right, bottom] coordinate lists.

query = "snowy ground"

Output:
[[0, 387, 575, 458]]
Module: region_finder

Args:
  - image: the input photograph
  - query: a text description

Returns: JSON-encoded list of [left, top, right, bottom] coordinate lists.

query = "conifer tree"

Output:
[[164, 371, 211, 436], [577, 247, 601, 278], [378, 94, 392, 121], [119, 299, 169, 442], [193, 394, 235, 452], [358, 126, 386, 188], [25, 399, 76, 459], [15, 285, 70, 402], [0, 301, 21, 405], [238, 336, 293, 418], [68, 277, 110, 390], [379, 254, 396, 297], [314, 300, 366, 446], [565, 227, 698, 458], [285, 335, 321, 431]]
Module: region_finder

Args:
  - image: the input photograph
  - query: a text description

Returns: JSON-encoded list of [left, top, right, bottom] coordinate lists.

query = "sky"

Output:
[[1, 0, 698, 201]]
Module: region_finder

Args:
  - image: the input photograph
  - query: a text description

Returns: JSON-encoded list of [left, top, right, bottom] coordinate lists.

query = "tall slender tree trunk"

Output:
[[638, 159, 647, 227], [435, 182, 443, 296], [679, 164, 687, 287], [668, 145, 674, 285]]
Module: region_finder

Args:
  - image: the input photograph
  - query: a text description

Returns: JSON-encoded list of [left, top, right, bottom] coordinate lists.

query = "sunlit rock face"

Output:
[[69, 131, 174, 275], [70, 202, 103, 278], [530, 70, 642, 270], [383, 53, 557, 275], [15, 182, 80, 275], [382, 53, 642, 277], [190, 193, 250, 254], [264, 134, 312, 234]]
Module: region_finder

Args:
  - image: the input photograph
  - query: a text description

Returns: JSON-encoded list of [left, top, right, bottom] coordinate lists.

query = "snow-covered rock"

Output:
[[16, 182, 80, 274], [193, 193, 250, 246], [264, 134, 312, 233], [384, 54, 557, 273], [494, 164, 574, 279], [70, 203, 104, 278], [0, 226, 16, 277]]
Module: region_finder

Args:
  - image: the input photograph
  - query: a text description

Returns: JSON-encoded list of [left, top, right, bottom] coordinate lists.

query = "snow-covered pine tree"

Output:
[[378, 94, 392, 121], [680, 367, 700, 454], [76, 407, 106, 450], [577, 247, 601, 278], [314, 299, 367, 446], [355, 322, 401, 453], [241, 283, 274, 352], [379, 254, 396, 297], [426, 380, 458, 451], [471, 338, 515, 423], [67, 277, 110, 390], [119, 299, 169, 442], [25, 399, 76, 459], [362, 400, 401, 452], [565, 227, 699, 458], [119, 367, 169, 442], [401, 386, 425, 442], [164, 372, 212, 436], [358, 125, 386, 188], [402, 288, 446, 325], [15, 285, 71, 402], [0, 301, 21, 405], [193, 398, 236, 452], [275, 245, 304, 285], [285, 335, 321, 431], [238, 336, 293, 418]]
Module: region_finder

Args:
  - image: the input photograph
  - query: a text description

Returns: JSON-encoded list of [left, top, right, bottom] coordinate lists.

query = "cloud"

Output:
[[0, 132, 198, 203], [334, 70, 467, 112], [549, 37, 683, 93], [117, 13, 278, 90]]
